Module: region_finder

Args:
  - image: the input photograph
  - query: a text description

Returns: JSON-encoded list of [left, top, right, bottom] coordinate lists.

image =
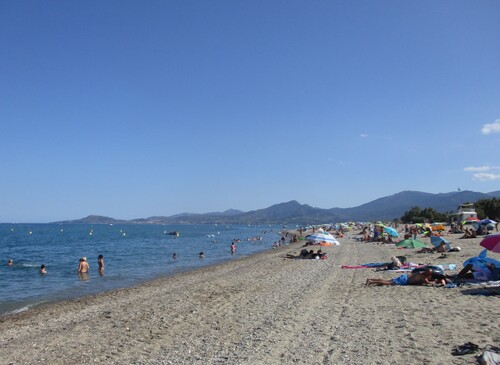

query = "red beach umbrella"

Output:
[[465, 217, 480, 222], [480, 233, 500, 253]]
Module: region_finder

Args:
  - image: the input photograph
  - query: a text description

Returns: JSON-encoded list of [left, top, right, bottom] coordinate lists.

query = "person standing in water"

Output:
[[231, 242, 236, 255], [77, 257, 90, 280], [97, 255, 104, 273], [40, 264, 47, 275], [77, 257, 90, 273]]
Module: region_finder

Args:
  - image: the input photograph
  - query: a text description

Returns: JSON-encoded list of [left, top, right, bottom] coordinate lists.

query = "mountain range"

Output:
[[54, 190, 500, 225]]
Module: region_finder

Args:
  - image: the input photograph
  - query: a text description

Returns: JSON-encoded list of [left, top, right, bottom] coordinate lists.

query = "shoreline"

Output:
[[0, 245, 280, 319], [1, 233, 498, 364], [0, 223, 280, 317]]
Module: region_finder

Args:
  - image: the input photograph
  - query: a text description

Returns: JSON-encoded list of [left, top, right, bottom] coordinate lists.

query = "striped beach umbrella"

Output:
[[305, 233, 340, 245]]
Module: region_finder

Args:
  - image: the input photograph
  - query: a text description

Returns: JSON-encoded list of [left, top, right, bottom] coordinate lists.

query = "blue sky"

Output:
[[1, 1, 499, 223]]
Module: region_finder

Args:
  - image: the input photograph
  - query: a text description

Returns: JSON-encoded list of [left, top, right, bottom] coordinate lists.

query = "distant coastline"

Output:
[[51, 189, 500, 225]]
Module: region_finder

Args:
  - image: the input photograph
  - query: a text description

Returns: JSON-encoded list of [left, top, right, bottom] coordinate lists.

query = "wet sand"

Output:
[[1, 232, 498, 364]]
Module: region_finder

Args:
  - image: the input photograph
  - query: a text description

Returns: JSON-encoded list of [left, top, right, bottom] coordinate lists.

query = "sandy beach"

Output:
[[1, 232, 498, 365]]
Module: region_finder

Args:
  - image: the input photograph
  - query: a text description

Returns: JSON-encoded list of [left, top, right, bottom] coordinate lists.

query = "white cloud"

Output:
[[464, 166, 492, 172], [360, 134, 368, 138], [473, 173, 500, 181], [481, 119, 500, 135]]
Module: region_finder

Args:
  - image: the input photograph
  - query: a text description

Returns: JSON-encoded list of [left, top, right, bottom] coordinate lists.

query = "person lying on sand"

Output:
[[366, 269, 443, 286], [375, 256, 406, 271], [285, 249, 326, 260], [452, 262, 496, 282]]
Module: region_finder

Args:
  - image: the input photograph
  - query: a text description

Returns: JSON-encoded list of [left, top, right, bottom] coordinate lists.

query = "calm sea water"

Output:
[[0, 223, 282, 316]]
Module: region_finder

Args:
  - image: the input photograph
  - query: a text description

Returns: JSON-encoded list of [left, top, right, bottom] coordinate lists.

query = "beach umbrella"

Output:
[[463, 249, 500, 269], [430, 236, 450, 251], [479, 219, 497, 225], [383, 227, 399, 237], [465, 217, 480, 222], [305, 233, 339, 245], [479, 233, 500, 253], [396, 238, 427, 249]]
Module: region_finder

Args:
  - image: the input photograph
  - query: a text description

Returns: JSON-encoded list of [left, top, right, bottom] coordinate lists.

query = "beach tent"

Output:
[[430, 236, 450, 251], [396, 238, 427, 249], [431, 223, 445, 231]]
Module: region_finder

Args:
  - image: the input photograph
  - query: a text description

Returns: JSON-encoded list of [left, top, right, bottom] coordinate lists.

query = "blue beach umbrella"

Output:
[[383, 227, 399, 237], [463, 249, 500, 269], [479, 219, 496, 225], [430, 236, 450, 251]]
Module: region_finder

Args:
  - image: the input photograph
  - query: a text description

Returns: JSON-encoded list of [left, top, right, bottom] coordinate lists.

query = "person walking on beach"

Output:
[[231, 242, 236, 255], [97, 255, 104, 273]]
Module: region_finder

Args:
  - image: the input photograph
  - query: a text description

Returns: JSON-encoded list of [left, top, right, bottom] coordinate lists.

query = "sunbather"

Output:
[[366, 269, 437, 286], [460, 228, 477, 239], [453, 262, 496, 282], [375, 256, 405, 271]]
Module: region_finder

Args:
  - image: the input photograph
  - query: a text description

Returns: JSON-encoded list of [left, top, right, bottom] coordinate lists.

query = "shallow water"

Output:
[[0, 223, 281, 315]]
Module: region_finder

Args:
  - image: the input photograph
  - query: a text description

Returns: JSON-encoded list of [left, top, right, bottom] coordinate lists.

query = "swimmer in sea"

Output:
[[40, 264, 47, 275], [77, 257, 90, 273], [172, 253, 177, 260], [199, 251, 205, 259], [97, 254, 104, 273], [7, 259, 13, 266]]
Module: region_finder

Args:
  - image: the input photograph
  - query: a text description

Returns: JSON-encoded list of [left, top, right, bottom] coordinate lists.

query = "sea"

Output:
[[0, 223, 284, 316]]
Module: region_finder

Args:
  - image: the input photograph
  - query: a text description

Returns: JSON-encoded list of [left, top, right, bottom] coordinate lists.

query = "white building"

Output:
[[454, 203, 478, 222]]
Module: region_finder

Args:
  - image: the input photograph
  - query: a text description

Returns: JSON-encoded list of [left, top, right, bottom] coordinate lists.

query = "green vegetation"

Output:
[[400, 206, 449, 223], [474, 198, 500, 220], [401, 197, 500, 223]]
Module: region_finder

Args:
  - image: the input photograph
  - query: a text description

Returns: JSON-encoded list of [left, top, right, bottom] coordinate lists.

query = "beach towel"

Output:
[[341, 263, 388, 269]]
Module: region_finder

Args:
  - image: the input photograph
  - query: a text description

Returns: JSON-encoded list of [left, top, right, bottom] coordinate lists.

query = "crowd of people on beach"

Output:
[[287, 220, 499, 289]]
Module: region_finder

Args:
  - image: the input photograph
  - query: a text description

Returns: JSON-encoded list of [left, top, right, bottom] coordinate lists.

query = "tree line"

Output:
[[399, 198, 500, 224]]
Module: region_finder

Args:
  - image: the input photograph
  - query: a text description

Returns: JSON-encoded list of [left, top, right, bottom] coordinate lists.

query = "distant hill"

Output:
[[52, 190, 500, 225], [333, 190, 500, 222], [55, 215, 130, 225]]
